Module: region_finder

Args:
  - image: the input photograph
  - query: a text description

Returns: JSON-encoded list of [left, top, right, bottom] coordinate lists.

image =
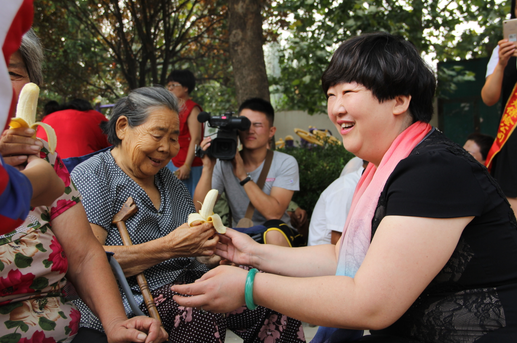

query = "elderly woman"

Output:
[[0, 30, 166, 343], [173, 32, 517, 342], [70, 86, 305, 343]]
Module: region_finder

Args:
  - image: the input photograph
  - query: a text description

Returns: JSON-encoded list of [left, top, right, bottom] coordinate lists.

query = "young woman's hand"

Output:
[[215, 228, 261, 266], [172, 265, 248, 313]]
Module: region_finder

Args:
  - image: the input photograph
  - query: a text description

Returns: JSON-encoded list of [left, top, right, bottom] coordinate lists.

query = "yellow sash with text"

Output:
[[485, 83, 517, 170]]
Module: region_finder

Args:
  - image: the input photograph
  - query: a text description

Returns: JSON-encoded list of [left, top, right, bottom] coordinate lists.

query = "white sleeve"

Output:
[[308, 168, 362, 246], [486, 46, 500, 78]]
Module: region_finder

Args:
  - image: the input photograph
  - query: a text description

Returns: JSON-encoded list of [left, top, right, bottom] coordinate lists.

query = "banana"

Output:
[[188, 189, 226, 233], [9, 83, 57, 154]]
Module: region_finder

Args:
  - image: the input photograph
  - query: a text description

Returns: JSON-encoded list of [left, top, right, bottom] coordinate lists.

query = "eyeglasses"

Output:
[[167, 83, 182, 90]]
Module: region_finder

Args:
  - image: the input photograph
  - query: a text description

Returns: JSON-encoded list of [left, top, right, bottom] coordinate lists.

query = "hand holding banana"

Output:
[[9, 83, 57, 153], [188, 189, 226, 234]]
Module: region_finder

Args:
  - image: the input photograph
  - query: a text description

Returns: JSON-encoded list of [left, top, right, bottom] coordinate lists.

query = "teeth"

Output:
[[341, 123, 354, 129], [188, 189, 226, 233]]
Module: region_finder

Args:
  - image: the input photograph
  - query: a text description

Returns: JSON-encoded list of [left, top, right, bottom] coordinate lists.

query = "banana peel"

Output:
[[188, 189, 226, 233], [9, 83, 57, 153]]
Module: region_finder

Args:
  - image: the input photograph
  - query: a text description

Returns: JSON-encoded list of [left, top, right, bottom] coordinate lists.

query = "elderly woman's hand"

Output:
[[165, 222, 219, 257], [104, 315, 168, 343], [0, 128, 43, 169]]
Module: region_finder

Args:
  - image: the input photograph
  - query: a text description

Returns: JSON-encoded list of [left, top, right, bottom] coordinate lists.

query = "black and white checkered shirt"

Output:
[[71, 149, 208, 331]]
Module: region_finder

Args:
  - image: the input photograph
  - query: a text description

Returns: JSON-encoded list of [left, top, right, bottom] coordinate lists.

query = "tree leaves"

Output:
[[270, 0, 507, 114]]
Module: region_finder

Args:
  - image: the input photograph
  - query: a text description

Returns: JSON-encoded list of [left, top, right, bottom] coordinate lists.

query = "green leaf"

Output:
[[0, 333, 22, 343], [4, 320, 22, 329], [43, 259, 53, 268], [38, 316, 56, 331], [19, 322, 29, 333], [64, 186, 72, 195], [35, 243, 47, 252], [58, 311, 67, 319], [64, 326, 71, 335], [0, 260, 4, 272], [31, 277, 49, 291], [0, 302, 22, 315], [41, 212, 51, 222], [14, 253, 33, 269], [0, 238, 11, 245]]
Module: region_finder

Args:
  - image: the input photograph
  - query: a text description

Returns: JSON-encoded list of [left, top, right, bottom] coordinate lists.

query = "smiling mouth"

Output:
[[341, 123, 354, 129], [149, 157, 162, 164]]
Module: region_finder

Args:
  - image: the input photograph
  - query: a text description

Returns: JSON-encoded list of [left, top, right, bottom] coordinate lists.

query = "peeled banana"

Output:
[[9, 83, 57, 153], [188, 189, 226, 233]]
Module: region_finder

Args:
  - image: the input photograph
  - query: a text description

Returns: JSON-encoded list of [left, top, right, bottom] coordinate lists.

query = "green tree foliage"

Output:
[[278, 142, 354, 218], [33, 0, 233, 112], [270, 0, 508, 114]]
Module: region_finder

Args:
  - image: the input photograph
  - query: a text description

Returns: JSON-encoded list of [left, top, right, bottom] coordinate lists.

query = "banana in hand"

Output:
[[188, 189, 226, 233], [9, 83, 57, 153]]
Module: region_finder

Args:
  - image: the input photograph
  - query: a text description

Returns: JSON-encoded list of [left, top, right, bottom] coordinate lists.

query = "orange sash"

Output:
[[485, 83, 517, 170]]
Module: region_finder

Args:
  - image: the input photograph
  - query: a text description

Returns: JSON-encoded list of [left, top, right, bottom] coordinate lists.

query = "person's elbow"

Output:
[[481, 94, 498, 107]]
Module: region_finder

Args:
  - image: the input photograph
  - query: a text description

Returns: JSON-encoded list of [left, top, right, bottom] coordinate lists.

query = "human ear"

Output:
[[115, 116, 129, 141], [269, 126, 277, 139], [393, 95, 411, 116]]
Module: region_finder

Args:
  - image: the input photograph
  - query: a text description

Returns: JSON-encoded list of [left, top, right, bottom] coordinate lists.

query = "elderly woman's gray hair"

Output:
[[102, 86, 179, 147], [19, 29, 44, 86]]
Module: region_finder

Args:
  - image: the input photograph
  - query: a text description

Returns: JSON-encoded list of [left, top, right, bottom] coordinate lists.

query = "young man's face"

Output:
[[238, 109, 276, 151]]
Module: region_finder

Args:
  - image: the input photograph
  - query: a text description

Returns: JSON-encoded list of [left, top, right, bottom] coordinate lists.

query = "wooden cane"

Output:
[[112, 197, 162, 323]]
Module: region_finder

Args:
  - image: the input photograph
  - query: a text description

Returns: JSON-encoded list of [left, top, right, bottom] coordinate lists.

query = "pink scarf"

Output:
[[335, 121, 432, 277]]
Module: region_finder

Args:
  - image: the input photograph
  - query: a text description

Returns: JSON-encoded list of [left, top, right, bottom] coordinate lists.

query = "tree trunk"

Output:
[[228, 0, 270, 105]]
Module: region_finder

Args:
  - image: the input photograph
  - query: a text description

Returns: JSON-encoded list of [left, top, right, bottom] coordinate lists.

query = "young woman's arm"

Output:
[[173, 216, 470, 330]]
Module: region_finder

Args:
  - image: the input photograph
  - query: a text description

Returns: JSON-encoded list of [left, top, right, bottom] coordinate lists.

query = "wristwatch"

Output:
[[240, 173, 252, 186]]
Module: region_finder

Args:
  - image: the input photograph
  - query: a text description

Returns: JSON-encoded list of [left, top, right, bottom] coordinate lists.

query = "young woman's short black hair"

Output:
[[238, 97, 275, 126], [166, 69, 196, 94], [321, 32, 436, 123]]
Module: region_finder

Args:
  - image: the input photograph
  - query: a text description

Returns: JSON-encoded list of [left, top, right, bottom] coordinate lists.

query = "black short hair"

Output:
[[166, 69, 196, 94], [238, 98, 275, 126], [321, 32, 436, 123], [62, 99, 93, 112], [43, 100, 60, 117], [466, 133, 495, 161]]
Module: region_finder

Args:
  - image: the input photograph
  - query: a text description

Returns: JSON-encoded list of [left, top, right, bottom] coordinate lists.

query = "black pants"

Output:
[[71, 328, 108, 343]]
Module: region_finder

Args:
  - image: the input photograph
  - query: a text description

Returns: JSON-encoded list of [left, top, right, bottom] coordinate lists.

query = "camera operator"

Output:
[[194, 98, 300, 247]]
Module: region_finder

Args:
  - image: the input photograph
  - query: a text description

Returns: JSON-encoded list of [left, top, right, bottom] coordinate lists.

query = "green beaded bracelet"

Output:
[[245, 268, 259, 310]]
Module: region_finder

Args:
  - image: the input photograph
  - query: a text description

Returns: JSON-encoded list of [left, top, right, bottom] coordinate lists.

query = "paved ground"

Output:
[[225, 322, 319, 342]]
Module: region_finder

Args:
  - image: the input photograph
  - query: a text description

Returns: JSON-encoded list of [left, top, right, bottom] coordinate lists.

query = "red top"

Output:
[[171, 99, 203, 168], [36, 109, 110, 159]]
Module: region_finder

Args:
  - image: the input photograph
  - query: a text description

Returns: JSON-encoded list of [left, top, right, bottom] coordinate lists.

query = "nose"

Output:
[[328, 96, 346, 119], [157, 138, 170, 154]]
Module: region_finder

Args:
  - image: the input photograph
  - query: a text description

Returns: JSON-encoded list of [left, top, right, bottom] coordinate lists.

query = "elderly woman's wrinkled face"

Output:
[[119, 106, 180, 180]]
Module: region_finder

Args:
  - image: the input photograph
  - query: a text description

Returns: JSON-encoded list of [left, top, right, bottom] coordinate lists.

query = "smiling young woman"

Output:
[[172, 32, 517, 343]]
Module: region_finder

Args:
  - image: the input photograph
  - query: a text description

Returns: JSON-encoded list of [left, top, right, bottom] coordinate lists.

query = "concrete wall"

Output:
[[274, 110, 336, 145]]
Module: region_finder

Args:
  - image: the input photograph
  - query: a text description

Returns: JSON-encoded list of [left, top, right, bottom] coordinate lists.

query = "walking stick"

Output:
[[112, 197, 162, 323]]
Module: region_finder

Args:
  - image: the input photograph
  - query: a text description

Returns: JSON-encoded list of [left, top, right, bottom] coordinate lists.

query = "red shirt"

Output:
[[171, 99, 203, 168], [36, 109, 110, 159]]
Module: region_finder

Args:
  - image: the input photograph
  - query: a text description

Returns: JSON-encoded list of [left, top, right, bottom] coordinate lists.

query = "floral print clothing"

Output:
[[0, 143, 81, 342]]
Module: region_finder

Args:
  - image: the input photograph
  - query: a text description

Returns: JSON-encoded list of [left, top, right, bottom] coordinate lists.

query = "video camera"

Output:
[[195, 111, 251, 160]]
